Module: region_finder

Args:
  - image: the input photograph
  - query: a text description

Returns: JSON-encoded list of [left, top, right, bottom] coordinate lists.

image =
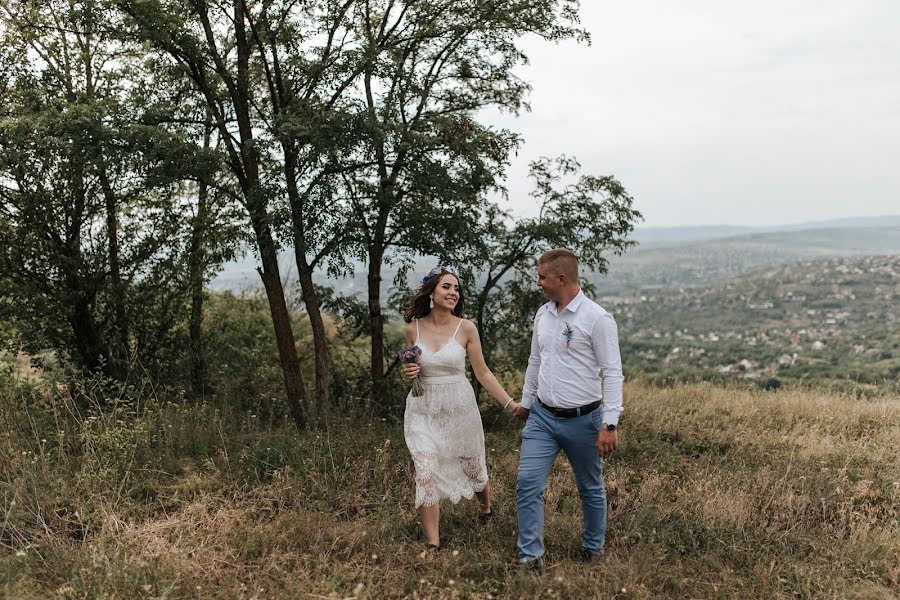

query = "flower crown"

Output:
[[421, 265, 460, 284]]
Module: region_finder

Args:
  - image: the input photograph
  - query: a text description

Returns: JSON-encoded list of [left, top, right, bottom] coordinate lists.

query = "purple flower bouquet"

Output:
[[399, 345, 425, 397]]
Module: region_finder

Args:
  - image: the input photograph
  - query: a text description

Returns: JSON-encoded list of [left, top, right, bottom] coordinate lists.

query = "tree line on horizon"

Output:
[[0, 0, 641, 427]]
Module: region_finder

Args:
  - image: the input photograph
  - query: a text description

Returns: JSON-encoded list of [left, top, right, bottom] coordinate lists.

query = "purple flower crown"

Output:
[[421, 265, 461, 284]]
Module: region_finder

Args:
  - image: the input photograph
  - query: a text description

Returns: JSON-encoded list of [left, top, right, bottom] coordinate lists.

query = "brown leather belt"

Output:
[[537, 398, 601, 418]]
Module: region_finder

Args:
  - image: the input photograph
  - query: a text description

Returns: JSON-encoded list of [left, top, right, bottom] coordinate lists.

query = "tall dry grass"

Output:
[[1, 374, 898, 599]]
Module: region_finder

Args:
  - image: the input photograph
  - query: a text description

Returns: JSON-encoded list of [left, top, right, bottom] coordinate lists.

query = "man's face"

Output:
[[537, 263, 563, 302]]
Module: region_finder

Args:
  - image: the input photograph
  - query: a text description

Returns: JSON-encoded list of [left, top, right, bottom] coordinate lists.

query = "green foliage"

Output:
[[0, 0, 234, 379], [462, 156, 641, 378], [758, 376, 782, 391], [199, 291, 287, 414]]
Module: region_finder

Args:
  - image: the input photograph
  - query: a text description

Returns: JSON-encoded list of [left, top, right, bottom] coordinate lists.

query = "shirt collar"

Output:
[[552, 289, 585, 315]]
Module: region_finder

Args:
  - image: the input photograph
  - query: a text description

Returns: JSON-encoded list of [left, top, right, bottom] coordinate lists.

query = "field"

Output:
[[2, 376, 898, 599]]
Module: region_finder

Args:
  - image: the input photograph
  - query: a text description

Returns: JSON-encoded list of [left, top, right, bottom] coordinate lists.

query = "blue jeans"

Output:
[[516, 401, 607, 559]]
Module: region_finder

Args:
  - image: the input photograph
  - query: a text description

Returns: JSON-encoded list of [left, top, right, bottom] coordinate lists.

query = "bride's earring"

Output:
[[429, 297, 434, 309]]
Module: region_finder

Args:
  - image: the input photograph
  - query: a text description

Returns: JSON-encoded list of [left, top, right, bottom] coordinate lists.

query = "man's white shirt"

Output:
[[520, 289, 624, 425]]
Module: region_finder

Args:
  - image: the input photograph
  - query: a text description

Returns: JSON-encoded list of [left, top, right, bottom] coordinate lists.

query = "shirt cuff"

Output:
[[600, 408, 621, 426], [520, 395, 536, 410]]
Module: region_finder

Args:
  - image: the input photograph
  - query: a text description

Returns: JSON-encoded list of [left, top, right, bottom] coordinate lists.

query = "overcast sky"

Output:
[[486, 0, 900, 228]]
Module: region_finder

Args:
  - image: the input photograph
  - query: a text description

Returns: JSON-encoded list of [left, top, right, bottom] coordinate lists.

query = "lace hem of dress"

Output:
[[411, 451, 488, 508], [415, 477, 489, 508]]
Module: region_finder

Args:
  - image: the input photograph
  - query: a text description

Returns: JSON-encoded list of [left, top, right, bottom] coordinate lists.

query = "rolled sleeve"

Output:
[[592, 313, 624, 425]]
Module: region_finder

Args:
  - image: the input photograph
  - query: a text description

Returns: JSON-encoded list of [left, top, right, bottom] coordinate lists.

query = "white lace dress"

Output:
[[404, 319, 489, 508]]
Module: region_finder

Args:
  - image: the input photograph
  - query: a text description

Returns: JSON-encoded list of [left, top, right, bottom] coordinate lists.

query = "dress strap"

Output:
[[415, 318, 420, 342], [450, 318, 464, 342]]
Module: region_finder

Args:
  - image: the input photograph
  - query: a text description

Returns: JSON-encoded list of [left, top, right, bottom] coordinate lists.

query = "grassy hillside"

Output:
[[2, 376, 897, 598], [613, 255, 899, 390]]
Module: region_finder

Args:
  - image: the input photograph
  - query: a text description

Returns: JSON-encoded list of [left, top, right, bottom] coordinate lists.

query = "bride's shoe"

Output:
[[419, 541, 441, 558], [478, 507, 494, 525]]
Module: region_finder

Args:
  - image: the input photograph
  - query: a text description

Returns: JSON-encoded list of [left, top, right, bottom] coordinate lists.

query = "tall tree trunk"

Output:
[[187, 166, 209, 399], [66, 158, 104, 372], [296, 262, 328, 416], [114, 0, 310, 423], [98, 166, 127, 378], [235, 1, 307, 428], [363, 64, 392, 401], [368, 245, 385, 398], [284, 146, 329, 417], [256, 243, 307, 429], [68, 289, 103, 372]]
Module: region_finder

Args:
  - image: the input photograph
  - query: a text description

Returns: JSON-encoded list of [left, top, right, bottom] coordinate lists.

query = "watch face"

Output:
[[606, 424, 616, 431]]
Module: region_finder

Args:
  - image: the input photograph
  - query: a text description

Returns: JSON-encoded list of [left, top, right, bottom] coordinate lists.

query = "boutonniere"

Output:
[[563, 322, 573, 348]]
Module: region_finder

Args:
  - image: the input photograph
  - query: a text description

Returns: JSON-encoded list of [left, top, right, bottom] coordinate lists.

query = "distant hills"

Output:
[[592, 225, 900, 297], [632, 215, 900, 244], [211, 217, 900, 296]]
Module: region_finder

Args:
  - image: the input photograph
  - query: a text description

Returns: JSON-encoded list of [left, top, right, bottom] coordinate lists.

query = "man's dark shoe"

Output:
[[580, 547, 604, 562], [517, 556, 544, 571]]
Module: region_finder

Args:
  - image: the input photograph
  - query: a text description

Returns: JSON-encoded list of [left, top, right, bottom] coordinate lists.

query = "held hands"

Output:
[[503, 399, 521, 417], [403, 363, 420, 379]]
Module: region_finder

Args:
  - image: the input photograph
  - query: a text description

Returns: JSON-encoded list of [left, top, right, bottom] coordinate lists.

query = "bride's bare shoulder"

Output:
[[459, 318, 479, 336]]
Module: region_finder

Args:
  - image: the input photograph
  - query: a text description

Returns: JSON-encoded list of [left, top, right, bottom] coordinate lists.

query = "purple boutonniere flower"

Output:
[[563, 322, 574, 348]]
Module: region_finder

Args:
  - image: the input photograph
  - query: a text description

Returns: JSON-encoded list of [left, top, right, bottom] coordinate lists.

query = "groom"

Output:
[[513, 248, 624, 569]]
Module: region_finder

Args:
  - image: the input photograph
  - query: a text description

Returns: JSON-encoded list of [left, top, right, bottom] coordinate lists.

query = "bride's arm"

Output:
[[461, 320, 519, 414]]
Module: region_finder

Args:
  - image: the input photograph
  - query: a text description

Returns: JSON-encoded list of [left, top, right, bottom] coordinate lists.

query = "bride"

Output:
[[402, 265, 520, 550]]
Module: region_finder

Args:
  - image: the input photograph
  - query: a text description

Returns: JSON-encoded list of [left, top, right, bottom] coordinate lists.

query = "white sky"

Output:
[[487, 0, 900, 227]]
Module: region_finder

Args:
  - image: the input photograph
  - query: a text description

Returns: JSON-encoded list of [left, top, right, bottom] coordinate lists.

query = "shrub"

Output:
[[758, 376, 782, 391]]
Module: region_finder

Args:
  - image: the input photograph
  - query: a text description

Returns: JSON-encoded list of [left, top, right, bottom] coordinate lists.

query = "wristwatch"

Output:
[[604, 423, 616, 432]]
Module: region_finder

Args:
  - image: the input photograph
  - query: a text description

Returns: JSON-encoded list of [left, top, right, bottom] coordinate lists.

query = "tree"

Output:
[[0, 0, 212, 378], [116, 0, 382, 423], [465, 156, 642, 395], [335, 0, 587, 396], [117, 0, 322, 424], [181, 117, 244, 398]]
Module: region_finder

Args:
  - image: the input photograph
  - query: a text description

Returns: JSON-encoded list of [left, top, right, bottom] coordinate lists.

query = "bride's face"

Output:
[[431, 274, 460, 311]]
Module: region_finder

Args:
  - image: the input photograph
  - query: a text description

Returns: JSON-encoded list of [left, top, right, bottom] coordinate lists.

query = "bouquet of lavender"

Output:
[[399, 345, 425, 397]]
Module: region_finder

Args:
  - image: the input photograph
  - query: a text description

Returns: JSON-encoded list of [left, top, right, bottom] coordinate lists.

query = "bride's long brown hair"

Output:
[[403, 270, 466, 323]]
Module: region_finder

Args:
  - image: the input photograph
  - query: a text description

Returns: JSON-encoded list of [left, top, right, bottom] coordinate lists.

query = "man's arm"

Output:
[[517, 311, 543, 416], [592, 313, 624, 426]]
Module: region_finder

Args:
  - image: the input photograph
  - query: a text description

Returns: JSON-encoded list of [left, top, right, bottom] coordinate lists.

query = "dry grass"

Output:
[[1, 378, 898, 599]]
